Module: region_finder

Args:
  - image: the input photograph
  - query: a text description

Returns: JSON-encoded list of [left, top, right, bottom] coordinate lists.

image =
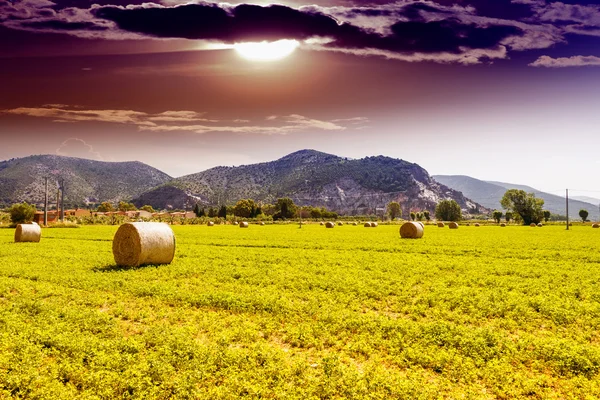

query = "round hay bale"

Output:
[[352, 222, 358, 226], [592, 223, 600, 228], [259, 222, 265, 226], [537, 223, 543, 227], [530, 223, 536, 227], [112, 222, 175, 267], [239, 222, 249, 228], [400, 222, 424, 239], [319, 222, 324, 226], [500, 223, 506, 227], [465, 223, 470, 226], [233, 222, 239, 225], [337, 222, 344, 226], [370, 222, 378, 228], [417, 221, 424, 228], [437, 222, 445, 228], [14, 223, 41, 243], [325, 221, 335, 228], [207, 221, 214, 226], [448, 222, 459, 229], [364, 222, 371, 228], [474, 223, 480, 227]]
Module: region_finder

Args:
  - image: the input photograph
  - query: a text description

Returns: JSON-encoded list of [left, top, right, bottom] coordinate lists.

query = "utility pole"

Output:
[[60, 180, 65, 222], [43, 177, 48, 226], [56, 186, 60, 223], [566, 188, 569, 231]]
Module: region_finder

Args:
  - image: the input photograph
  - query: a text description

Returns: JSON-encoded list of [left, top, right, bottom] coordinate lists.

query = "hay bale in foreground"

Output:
[[417, 221, 424, 228], [14, 223, 41, 243], [400, 222, 424, 239], [370, 222, 378, 228], [113, 222, 175, 267], [239, 222, 249, 228], [325, 222, 335, 228], [437, 222, 445, 228], [207, 221, 214, 226], [448, 222, 459, 229]]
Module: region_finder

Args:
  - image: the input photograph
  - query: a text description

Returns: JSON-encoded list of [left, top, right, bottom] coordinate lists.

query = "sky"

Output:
[[1, 0, 600, 197]]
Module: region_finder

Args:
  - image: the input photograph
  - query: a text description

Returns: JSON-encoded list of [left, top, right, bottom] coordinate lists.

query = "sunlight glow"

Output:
[[234, 39, 299, 61]]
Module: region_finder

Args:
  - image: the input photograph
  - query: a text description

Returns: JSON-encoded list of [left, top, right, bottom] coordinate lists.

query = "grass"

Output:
[[1, 224, 600, 399]]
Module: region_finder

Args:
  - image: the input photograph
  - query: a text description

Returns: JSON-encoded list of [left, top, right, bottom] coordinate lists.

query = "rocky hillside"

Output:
[[0, 155, 171, 207], [135, 150, 486, 216]]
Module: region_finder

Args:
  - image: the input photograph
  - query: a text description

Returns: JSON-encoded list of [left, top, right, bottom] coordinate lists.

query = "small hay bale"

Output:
[[592, 223, 600, 228], [474, 223, 480, 227], [537, 223, 543, 227], [352, 222, 358, 226], [500, 223, 506, 227], [259, 222, 265, 226], [112, 222, 175, 267], [319, 222, 324, 226], [325, 221, 335, 228], [364, 222, 371, 228], [207, 221, 214, 226], [530, 223, 536, 227], [400, 222, 424, 239], [370, 222, 378, 228], [239, 222, 249, 228], [448, 222, 459, 229], [338, 222, 344, 226], [465, 223, 470, 226], [14, 223, 41, 243], [233, 222, 239, 225], [437, 222, 445, 228]]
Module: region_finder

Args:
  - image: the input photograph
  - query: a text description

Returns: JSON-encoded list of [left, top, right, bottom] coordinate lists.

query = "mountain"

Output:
[[433, 175, 599, 220], [572, 196, 600, 205], [134, 150, 486, 216], [0, 155, 172, 207]]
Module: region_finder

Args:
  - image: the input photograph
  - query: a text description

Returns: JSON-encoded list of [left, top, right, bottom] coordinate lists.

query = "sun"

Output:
[[234, 39, 299, 61]]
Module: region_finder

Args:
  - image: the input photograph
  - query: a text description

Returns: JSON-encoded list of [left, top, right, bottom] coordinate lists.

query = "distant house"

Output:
[[135, 210, 153, 219], [33, 209, 90, 224]]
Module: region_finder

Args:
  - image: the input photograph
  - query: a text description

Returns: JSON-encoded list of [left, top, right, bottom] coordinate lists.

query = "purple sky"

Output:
[[1, 0, 600, 196]]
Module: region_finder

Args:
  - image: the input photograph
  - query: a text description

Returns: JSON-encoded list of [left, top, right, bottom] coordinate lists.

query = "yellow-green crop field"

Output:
[[1, 224, 600, 399]]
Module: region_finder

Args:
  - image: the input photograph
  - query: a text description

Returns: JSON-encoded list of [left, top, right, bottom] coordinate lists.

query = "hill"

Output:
[[433, 175, 598, 220], [134, 150, 486, 216], [0, 155, 172, 207]]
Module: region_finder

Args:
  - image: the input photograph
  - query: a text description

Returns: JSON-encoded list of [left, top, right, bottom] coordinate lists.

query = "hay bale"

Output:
[[437, 222, 445, 228], [364, 222, 371, 228], [370, 222, 378, 228], [112, 222, 175, 267], [338, 222, 344, 226], [233, 222, 239, 225], [448, 222, 459, 229], [325, 221, 335, 228], [239, 222, 249, 228], [530, 223, 536, 227], [259, 222, 265, 226], [400, 222, 424, 239], [207, 221, 214, 226], [465, 223, 470, 226], [537, 223, 543, 227], [500, 223, 506, 227], [14, 223, 41, 243], [593, 223, 600, 228], [474, 223, 480, 227], [352, 222, 358, 226], [417, 221, 424, 228], [319, 222, 324, 226]]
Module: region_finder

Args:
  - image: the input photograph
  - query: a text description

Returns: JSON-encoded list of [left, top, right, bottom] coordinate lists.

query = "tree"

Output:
[[579, 209, 589, 222], [505, 212, 512, 223], [233, 199, 256, 218], [410, 212, 416, 221], [416, 212, 424, 221], [492, 210, 503, 224], [207, 207, 217, 218], [500, 189, 544, 225], [218, 205, 227, 219], [141, 205, 155, 213], [435, 200, 462, 222], [118, 201, 137, 212], [97, 202, 114, 213], [387, 201, 401, 220], [274, 198, 297, 220], [543, 210, 551, 223], [9, 202, 36, 224], [423, 210, 430, 221]]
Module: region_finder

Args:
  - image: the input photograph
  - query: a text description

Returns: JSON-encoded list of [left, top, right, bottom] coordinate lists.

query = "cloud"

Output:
[[56, 137, 103, 160], [1, 105, 361, 135], [529, 55, 600, 68]]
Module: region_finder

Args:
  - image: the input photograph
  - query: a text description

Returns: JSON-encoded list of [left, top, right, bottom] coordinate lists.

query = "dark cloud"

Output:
[[21, 20, 107, 31]]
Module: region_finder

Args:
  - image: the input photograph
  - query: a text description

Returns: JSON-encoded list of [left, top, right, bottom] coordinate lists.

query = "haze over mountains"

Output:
[[434, 175, 599, 220]]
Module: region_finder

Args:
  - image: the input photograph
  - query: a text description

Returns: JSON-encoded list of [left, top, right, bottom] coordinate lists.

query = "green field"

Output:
[[1, 224, 600, 399]]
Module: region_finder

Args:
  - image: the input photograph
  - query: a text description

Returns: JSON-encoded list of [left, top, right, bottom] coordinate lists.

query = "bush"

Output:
[[9, 202, 36, 224], [435, 200, 462, 222]]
